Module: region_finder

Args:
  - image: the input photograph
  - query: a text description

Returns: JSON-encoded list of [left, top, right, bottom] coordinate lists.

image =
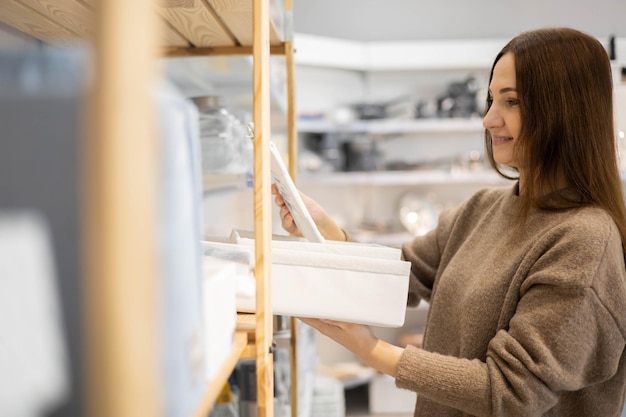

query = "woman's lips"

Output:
[[492, 135, 513, 146]]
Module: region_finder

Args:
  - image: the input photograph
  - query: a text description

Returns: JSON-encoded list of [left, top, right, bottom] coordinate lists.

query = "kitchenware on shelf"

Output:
[[341, 136, 383, 172], [191, 96, 252, 174], [273, 315, 290, 336], [436, 76, 481, 119]]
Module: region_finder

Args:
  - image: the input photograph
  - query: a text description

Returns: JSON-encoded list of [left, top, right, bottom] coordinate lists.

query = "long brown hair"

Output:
[[484, 27, 626, 252]]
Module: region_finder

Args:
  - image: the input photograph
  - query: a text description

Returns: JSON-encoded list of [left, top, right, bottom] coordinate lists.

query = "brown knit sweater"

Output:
[[397, 183, 626, 416]]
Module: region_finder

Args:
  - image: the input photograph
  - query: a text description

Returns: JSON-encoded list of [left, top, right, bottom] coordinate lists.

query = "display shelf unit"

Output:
[[296, 118, 500, 188], [298, 169, 507, 187], [297, 117, 484, 135], [203, 173, 254, 194], [0, 1, 298, 417]]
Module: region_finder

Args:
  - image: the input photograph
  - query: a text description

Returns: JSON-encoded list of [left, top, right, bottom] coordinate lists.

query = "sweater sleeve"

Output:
[[396, 211, 626, 416], [401, 206, 459, 307]]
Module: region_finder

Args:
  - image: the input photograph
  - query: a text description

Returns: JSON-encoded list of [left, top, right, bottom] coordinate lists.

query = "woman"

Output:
[[274, 28, 626, 416]]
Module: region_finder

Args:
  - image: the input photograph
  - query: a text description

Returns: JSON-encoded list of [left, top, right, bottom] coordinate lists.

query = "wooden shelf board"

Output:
[[0, 0, 77, 44], [163, 44, 286, 57], [156, 2, 235, 48], [190, 314, 259, 417], [192, 330, 249, 417], [236, 312, 257, 332], [1, 0, 285, 49]]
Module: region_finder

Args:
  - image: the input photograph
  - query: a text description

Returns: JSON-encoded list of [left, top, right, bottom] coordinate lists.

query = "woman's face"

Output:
[[483, 53, 522, 169]]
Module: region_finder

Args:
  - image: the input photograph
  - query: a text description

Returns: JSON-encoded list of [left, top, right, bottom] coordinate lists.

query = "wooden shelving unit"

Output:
[[0, 1, 298, 417], [194, 314, 257, 417]]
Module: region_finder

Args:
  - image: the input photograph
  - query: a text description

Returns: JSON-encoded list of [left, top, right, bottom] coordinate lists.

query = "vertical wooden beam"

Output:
[[84, 0, 161, 416], [284, 0, 297, 183], [253, 1, 274, 417], [283, 2, 299, 415]]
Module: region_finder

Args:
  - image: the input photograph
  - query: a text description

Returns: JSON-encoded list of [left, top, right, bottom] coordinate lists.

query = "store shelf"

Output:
[[298, 169, 507, 187], [292, 33, 502, 71], [194, 329, 249, 417], [203, 172, 253, 193], [297, 117, 484, 135]]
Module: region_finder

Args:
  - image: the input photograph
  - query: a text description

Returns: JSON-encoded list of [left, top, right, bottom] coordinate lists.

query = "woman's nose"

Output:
[[482, 105, 502, 129]]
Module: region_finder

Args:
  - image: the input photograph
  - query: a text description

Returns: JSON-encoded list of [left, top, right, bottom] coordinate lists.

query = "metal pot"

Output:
[[273, 315, 290, 336]]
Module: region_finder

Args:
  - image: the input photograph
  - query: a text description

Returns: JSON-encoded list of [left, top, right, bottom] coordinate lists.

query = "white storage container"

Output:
[[368, 373, 416, 414], [203, 235, 411, 328], [231, 229, 403, 260], [202, 257, 238, 382]]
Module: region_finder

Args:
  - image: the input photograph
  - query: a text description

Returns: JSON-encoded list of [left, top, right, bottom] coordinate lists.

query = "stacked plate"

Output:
[[310, 375, 345, 417]]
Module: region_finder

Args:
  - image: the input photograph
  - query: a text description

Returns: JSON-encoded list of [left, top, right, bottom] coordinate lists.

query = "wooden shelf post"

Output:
[[253, 1, 274, 417], [83, 0, 161, 416]]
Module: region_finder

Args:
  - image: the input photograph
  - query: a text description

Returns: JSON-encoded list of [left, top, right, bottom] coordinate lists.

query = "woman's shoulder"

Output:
[[549, 205, 616, 240], [530, 205, 622, 280]]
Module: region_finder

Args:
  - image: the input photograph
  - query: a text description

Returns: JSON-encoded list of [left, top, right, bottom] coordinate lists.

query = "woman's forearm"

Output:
[[358, 338, 404, 378]]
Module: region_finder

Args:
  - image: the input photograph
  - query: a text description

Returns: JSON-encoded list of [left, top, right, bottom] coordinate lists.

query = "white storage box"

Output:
[[369, 373, 416, 414], [231, 229, 403, 260], [202, 257, 238, 382], [202, 236, 411, 328]]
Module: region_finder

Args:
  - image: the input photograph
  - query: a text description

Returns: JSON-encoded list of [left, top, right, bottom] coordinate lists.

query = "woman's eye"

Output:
[[506, 98, 519, 106]]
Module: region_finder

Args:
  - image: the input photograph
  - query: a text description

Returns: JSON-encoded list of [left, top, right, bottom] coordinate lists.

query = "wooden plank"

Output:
[[283, 2, 299, 414], [161, 0, 195, 7], [191, 331, 248, 417], [252, 1, 273, 417], [83, 0, 161, 416], [0, 0, 77, 43], [289, 317, 299, 417], [162, 43, 285, 57], [151, 0, 193, 48], [160, 20, 191, 48], [156, 0, 235, 47], [206, 0, 282, 45], [15, 0, 94, 39], [285, 43, 296, 180], [236, 312, 257, 331], [240, 343, 256, 359]]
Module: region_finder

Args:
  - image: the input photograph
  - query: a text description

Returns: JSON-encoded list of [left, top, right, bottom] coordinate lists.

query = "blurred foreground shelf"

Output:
[[196, 313, 257, 417]]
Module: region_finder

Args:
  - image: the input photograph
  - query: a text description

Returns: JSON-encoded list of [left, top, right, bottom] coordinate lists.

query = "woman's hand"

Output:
[[299, 317, 404, 378], [271, 184, 346, 241]]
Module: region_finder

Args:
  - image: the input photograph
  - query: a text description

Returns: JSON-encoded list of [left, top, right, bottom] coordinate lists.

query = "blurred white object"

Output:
[[398, 191, 439, 236], [190, 95, 252, 174], [369, 373, 416, 414], [614, 85, 626, 171], [202, 257, 237, 382], [311, 375, 345, 417], [269, 140, 325, 243], [0, 212, 69, 417], [612, 62, 623, 86], [202, 241, 255, 312], [155, 80, 206, 417]]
